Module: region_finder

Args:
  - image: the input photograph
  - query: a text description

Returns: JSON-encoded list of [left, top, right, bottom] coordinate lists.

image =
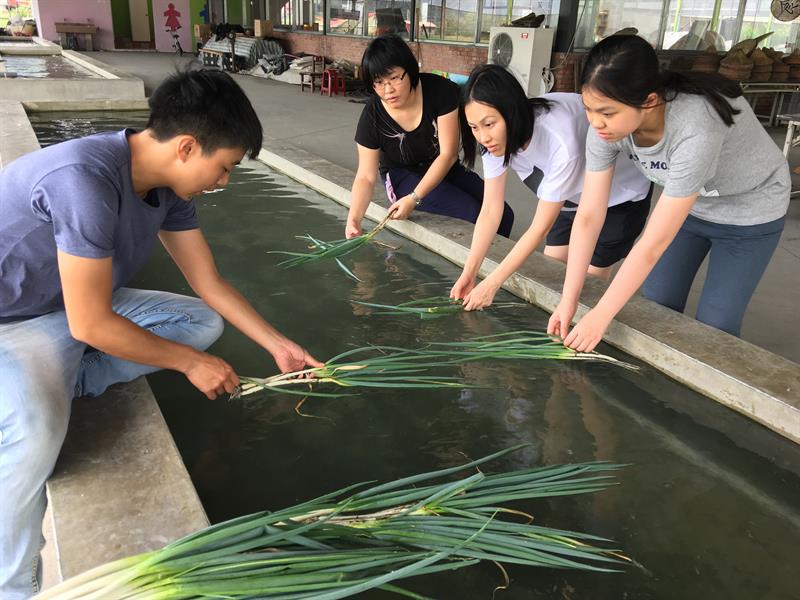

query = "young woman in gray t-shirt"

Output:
[[549, 34, 790, 351]]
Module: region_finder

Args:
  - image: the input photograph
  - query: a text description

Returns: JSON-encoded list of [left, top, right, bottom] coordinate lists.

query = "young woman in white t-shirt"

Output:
[[450, 64, 651, 310], [548, 35, 789, 352]]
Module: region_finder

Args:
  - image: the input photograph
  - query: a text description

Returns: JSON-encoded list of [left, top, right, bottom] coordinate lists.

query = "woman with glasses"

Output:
[[346, 34, 514, 239], [451, 64, 651, 310]]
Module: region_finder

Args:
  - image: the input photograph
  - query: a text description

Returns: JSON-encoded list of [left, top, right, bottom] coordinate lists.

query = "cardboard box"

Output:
[[254, 19, 273, 37], [194, 24, 212, 39]]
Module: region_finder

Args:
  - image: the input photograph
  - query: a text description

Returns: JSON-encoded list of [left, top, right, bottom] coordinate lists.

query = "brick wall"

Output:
[[271, 31, 584, 92]]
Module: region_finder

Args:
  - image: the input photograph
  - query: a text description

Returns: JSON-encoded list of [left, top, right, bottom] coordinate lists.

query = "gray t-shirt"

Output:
[[585, 93, 790, 226], [0, 129, 198, 322]]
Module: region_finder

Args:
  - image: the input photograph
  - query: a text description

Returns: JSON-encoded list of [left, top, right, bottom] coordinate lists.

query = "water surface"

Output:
[[1, 55, 101, 78]]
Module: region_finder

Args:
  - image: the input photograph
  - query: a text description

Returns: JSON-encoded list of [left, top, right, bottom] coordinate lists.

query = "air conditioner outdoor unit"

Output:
[[488, 26, 554, 97]]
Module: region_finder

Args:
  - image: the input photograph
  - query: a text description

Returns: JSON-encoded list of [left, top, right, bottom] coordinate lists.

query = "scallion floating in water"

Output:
[[269, 214, 391, 280], [235, 330, 637, 399], [35, 446, 629, 600], [351, 295, 528, 319]]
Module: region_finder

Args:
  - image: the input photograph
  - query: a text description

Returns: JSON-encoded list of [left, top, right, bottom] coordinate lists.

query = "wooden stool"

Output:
[[299, 70, 323, 92], [299, 55, 325, 92]]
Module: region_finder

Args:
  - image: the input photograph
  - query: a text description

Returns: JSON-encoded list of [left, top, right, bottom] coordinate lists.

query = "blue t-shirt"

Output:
[[0, 129, 198, 322]]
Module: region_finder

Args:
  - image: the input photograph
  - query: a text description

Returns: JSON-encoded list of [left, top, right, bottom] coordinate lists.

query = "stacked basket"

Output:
[[691, 47, 721, 74], [784, 49, 800, 82], [749, 48, 773, 82], [718, 49, 753, 81], [765, 48, 790, 81]]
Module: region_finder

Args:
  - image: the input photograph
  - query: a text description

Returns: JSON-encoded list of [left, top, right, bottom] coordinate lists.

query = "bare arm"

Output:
[[57, 250, 237, 399], [451, 171, 510, 294], [563, 192, 697, 352], [461, 198, 564, 311], [547, 167, 615, 337], [389, 109, 460, 219], [159, 228, 322, 372], [345, 144, 381, 238]]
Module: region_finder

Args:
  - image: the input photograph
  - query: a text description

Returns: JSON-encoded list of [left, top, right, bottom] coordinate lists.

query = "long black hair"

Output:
[[581, 34, 742, 126], [361, 34, 420, 94], [147, 67, 262, 159], [460, 64, 551, 169]]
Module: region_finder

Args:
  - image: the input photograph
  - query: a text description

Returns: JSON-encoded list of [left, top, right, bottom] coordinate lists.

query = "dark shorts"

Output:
[[545, 185, 654, 268], [383, 163, 515, 238]]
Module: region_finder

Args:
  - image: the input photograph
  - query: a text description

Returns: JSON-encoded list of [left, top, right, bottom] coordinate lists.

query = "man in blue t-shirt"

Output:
[[0, 69, 321, 599]]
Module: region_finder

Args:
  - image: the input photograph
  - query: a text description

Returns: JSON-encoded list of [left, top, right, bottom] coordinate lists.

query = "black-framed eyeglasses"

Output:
[[373, 70, 407, 90]]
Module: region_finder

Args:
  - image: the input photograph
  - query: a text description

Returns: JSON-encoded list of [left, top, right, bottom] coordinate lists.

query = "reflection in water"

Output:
[[32, 117, 800, 600]]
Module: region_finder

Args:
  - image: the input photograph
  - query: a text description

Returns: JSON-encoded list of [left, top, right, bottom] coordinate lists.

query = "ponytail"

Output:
[[582, 35, 742, 127]]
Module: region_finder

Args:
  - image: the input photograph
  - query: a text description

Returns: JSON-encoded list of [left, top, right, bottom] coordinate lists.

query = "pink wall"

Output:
[[34, 0, 116, 50]]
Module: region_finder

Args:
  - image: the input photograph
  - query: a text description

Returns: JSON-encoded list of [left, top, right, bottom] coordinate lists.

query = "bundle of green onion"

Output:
[[269, 215, 391, 280], [235, 330, 636, 398], [36, 446, 628, 600], [351, 296, 527, 319]]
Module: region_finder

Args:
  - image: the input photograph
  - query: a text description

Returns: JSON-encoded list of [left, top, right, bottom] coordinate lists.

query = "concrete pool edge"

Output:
[[22, 99, 150, 111], [46, 378, 210, 581], [0, 101, 208, 588], [256, 140, 800, 446], [0, 37, 61, 55], [0, 47, 145, 103]]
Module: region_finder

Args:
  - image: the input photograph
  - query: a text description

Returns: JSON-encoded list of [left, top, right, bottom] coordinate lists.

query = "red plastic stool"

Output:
[[320, 69, 346, 97]]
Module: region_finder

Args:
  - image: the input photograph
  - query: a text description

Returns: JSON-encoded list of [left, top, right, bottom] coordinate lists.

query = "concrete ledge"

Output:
[[46, 378, 208, 580], [23, 99, 150, 112], [61, 50, 121, 79], [257, 138, 800, 445], [0, 100, 39, 167], [0, 37, 61, 55], [0, 51, 145, 103]]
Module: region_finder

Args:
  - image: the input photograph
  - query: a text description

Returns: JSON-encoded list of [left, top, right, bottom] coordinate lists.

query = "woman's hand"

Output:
[[547, 299, 578, 339], [462, 278, 501, 311], [388, 196, 417, 220], [562, 307, 613, 353], [450, 272, 476, 300], [345, 219, 362, 239], [271, 338, 324, 373]]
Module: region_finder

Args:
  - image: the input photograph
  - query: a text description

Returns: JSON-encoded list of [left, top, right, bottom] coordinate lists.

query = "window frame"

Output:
[[269, 0, 791, 52], [570, 0, 800, 52]]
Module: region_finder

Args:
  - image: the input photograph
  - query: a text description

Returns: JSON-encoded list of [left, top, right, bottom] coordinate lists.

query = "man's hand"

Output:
[[183, 351, 239, 400], [345, 219, 362, 239], [462, 278, 501, 311], [562, 307, 612, 353], [272, 338, 324, 373], [388, 196, 417, 220], [450, 272, 476, 300]]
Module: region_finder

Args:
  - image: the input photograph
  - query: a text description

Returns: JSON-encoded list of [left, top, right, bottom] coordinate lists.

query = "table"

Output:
[[54, 22, 98, 51], [776, 112, 800, 197], [740, 82, 800, 127]]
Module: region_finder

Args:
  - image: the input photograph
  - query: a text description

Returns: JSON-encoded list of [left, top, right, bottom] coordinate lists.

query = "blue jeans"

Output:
[[0, 288, 223, 599], [642, 214, 785, 336]]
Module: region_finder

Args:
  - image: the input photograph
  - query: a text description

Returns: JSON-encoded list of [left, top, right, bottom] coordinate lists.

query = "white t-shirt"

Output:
[[481, 93, 650, 210]]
